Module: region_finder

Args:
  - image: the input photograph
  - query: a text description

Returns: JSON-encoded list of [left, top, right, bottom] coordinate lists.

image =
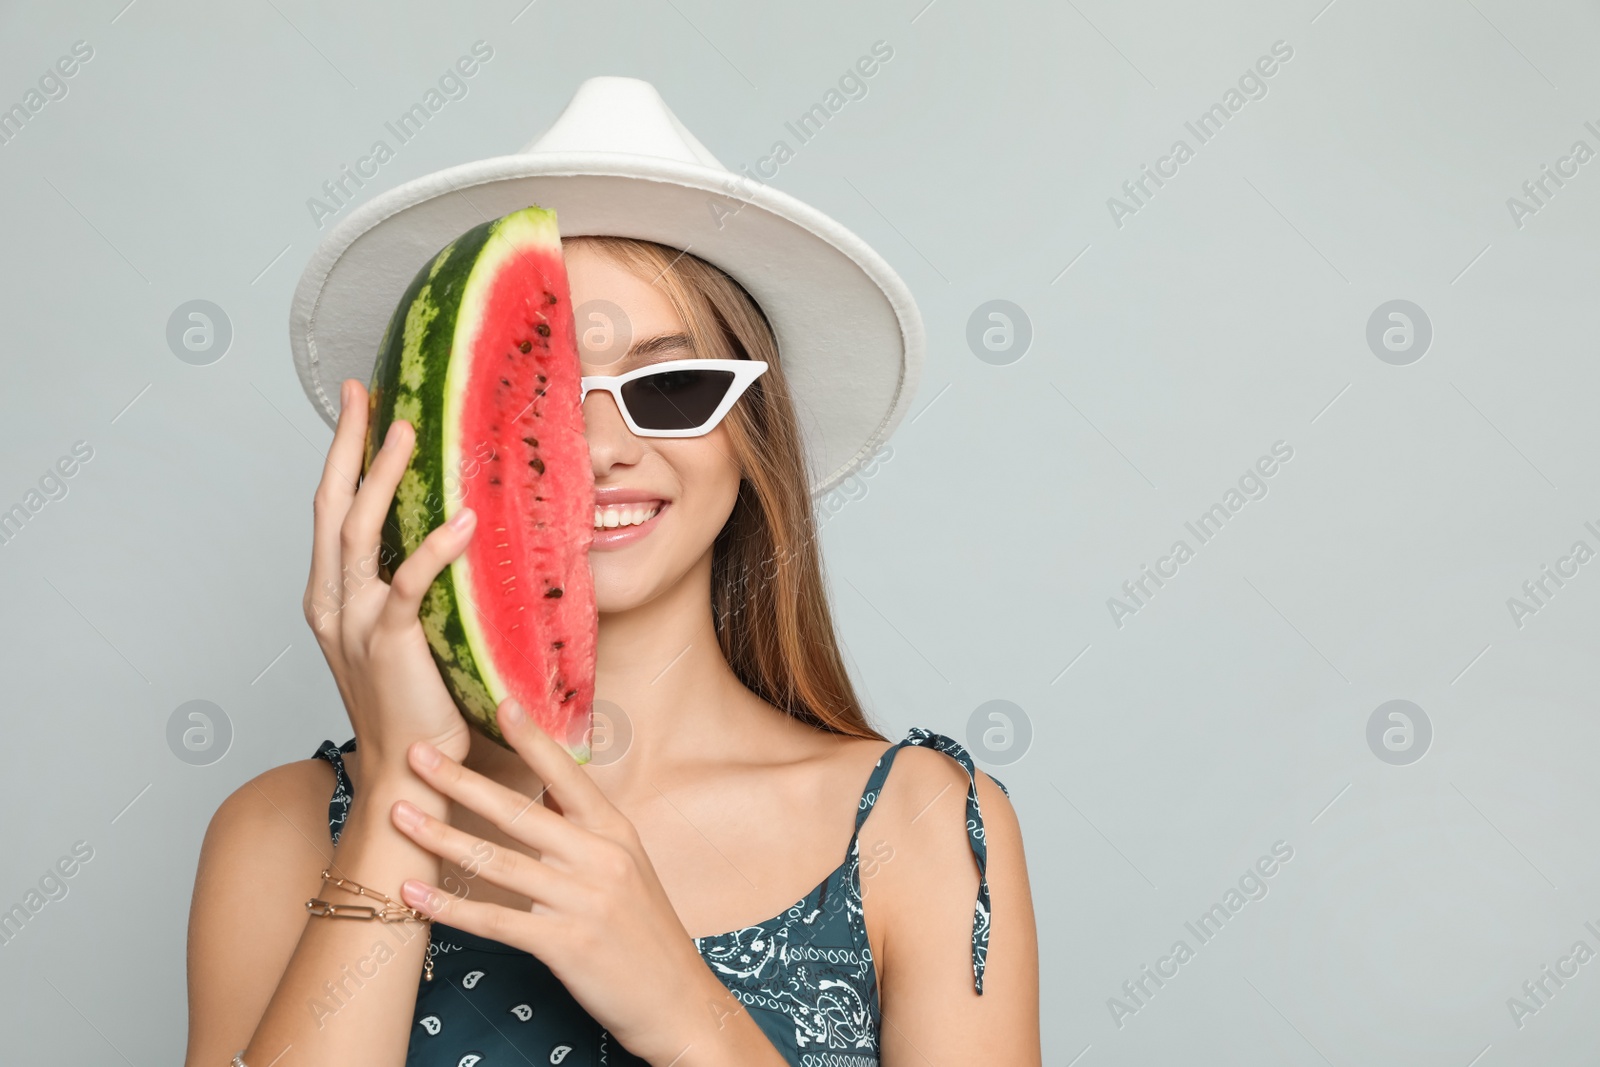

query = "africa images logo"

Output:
[[1106, 441, 1294, 628], [1106, 40, 1295, 228], [0, 40, 95, 148], [306, 41, 495, 229], [1107, 841, 1295, 1028]]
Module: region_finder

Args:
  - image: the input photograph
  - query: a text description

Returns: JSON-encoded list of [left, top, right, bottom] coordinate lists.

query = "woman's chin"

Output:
[[589, 571, 661, 616]]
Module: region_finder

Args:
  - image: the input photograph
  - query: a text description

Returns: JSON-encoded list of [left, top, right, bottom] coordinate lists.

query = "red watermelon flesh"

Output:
[[367, 205, 596, 761]]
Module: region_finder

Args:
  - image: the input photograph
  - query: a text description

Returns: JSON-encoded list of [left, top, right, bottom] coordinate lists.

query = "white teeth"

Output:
[[593, 503, 661, 530]]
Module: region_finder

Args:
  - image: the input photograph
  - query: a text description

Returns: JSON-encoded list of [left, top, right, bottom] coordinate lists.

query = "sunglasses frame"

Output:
[[579, 358, 769, 438]]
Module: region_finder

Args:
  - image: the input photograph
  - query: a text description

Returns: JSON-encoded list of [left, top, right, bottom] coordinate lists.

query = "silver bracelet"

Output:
[[231, 1054, 248, 1067]]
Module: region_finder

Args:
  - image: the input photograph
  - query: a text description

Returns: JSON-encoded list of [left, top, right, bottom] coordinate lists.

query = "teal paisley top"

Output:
[[311, 727, 1008, 1066]]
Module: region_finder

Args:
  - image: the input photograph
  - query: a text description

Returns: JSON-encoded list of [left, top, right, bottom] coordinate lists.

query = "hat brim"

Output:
[[289, 152, 923, 497]]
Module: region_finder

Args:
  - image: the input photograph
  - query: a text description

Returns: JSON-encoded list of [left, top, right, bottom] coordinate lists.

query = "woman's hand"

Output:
[[388, 698, 773, 1066], [303, 378, 476, 771]]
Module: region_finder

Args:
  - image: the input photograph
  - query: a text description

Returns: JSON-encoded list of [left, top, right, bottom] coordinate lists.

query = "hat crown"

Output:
[[519, 76, 726, 171]]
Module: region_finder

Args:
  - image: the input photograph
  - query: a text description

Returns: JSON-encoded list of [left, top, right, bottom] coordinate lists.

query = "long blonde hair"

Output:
[[568, 235, 884, 743]]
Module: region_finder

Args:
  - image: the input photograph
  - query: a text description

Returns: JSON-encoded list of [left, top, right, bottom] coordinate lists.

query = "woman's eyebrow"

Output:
[[624, 332, 695, 364]]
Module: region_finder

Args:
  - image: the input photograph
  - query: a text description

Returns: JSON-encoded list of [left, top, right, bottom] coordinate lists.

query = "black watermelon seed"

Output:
[[544, 587, 563, 598], [534, 495, 544, 501], [536, 375, 547, 383], [499, 377, 510, 386], [529, 457, 545, 474], [561, 689, 577, 703], [552, 640, 564, 649], [518, 340, 532, 353], [545, 292, 558, 304], [523, 436, 538, 447], [488, 477, 500, 485], [535, 324, 550, 337], [535, 388, 546, 397]]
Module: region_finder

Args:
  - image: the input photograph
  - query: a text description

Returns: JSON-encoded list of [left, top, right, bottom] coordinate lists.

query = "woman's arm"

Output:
[[868, 748, 1042, 1066], [184, 756, 448, 1067], [185, 382, 483, 1065], [184, 760, 330, 1065]]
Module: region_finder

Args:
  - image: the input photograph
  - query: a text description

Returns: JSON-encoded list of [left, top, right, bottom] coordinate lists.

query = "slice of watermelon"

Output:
[[365, 205, 596, 762]]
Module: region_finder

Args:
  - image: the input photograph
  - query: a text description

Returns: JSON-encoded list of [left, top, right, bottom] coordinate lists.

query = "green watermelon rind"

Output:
[[367, 207, 570, 753]]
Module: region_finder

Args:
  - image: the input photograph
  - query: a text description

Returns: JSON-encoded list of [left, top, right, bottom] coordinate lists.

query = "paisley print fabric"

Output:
[[310, 728, 1006, 1066]]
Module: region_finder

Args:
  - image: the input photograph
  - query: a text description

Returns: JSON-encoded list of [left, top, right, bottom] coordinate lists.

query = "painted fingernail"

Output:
[[413, 741, 441, 770], [402, 880, 438, 913], [448, 507, 475, 531], [393, 800, 423, 830], [502, 699, 525, 726]]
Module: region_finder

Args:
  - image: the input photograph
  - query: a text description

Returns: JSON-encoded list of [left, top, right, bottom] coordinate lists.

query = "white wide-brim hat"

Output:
[[289, 75, 923, 497]]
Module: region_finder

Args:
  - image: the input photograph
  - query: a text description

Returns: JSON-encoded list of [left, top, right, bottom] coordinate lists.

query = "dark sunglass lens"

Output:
[[620, 369, 737, 430]]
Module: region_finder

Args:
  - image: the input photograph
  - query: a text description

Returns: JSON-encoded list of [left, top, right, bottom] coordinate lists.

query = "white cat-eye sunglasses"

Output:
[[579, 359, 769, 438]]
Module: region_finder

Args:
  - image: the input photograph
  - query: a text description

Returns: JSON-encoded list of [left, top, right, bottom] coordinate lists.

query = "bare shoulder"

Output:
[[190, 755, 340, 960], [865, 741, 1022, 852], [864, 740, 1041, 1063], [197, 757, 338, 872], [186, 757, 339, 1064], [846, 740, 1024, 921]]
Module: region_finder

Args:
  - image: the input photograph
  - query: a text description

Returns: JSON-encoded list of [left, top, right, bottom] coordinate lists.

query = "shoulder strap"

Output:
[[849, 727, 1009, 994], [310, 738, 357, 846]]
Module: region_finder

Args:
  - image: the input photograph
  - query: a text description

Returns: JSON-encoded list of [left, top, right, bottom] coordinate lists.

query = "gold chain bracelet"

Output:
[[305, 869, 434, 982]]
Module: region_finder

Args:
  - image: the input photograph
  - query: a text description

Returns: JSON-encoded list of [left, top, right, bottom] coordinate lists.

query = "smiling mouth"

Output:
[[593, 501, 663, 530]]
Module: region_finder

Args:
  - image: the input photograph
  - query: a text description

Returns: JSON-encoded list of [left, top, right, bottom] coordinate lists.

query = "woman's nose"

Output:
[[583, 389, 642, 474]]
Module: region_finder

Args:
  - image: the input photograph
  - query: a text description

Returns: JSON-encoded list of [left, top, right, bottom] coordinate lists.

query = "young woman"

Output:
[[187, 80, 1040, 1067]]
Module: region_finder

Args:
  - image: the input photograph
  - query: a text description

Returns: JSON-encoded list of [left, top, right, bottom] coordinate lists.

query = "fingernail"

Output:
[[393, 800, 423, 830], [413, 741, 441, 770], [502, 699, 525, 727], [340, 380, 353, 409], [448, 507, 475, 531], [402, 880, 437, 913]]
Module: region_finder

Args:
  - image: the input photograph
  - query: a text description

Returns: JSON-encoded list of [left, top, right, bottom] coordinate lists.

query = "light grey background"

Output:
[[2, 0, 1597, 1063]]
